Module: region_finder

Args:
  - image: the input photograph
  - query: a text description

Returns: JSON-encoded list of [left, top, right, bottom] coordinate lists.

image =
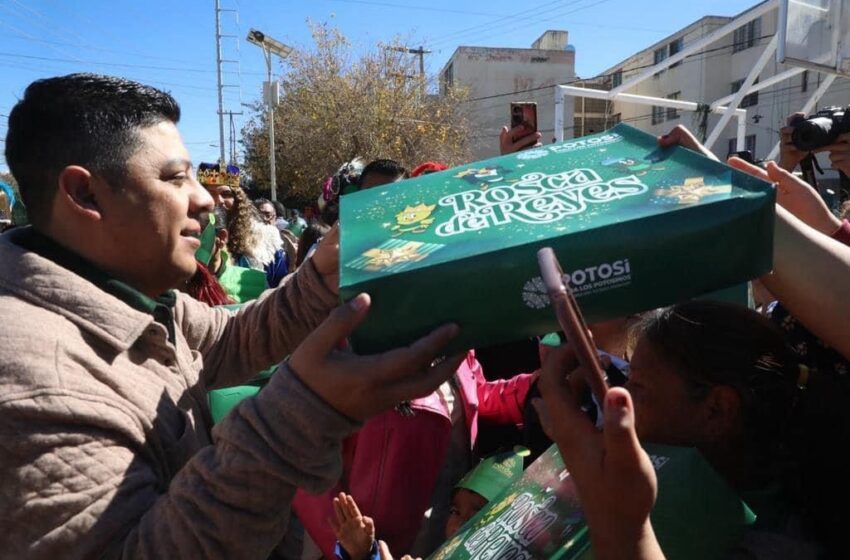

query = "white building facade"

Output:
[[597, 2, 848, 183], [440, 31, 577, 161]]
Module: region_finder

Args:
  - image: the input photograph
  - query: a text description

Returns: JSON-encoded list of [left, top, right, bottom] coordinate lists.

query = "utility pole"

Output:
[[223, 110, 244, 164], [386, 45, 431, 97], [214, 0, 243, 166], [214, 0, 226, 164]]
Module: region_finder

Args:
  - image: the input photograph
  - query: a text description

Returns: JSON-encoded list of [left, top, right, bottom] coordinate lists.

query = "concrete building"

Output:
[[440, 31, 576, 160], [571, 76, 616, 138], [594, 1, 848, 184]]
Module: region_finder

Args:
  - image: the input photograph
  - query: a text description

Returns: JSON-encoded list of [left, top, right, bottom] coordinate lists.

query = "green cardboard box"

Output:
[[339, 124, 775, 354], [428, 443, 756, 560]]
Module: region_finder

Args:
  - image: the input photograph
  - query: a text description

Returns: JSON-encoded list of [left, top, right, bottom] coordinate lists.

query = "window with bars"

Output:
[[731, 79, 759, 108], [733, 18, 761, 53], [612, 70, 622, 88], [651, 106, 665, 125], [666, 92, 681, 120], [669, 37, 684, 68]]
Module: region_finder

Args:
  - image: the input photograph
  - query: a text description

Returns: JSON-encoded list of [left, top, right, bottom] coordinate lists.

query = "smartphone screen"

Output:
[[511, 102, 538, 139], [537, 247, 608, 405]]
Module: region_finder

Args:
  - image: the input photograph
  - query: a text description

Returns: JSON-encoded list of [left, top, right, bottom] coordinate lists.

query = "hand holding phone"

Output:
[[510, 102, 538, 140], [537, 247, 608, 405]]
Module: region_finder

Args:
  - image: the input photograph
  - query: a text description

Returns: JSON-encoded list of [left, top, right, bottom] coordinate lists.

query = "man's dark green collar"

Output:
[[12, 227, 177, 341]]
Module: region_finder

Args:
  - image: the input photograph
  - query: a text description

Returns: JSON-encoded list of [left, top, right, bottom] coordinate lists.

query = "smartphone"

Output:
[[537, 247, 608, 405], [730, 150, 754, 164], [510, 101, 538, 139]]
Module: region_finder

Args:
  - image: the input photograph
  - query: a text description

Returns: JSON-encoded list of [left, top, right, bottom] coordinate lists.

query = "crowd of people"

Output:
[[2, 72, 850, 560]]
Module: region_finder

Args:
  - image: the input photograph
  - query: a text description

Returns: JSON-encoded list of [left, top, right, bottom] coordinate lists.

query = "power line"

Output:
[[428, 0, 573, 48], [0, 51, 267, 76], [432, 0, 614, 50], [325, 0, 508, 18]]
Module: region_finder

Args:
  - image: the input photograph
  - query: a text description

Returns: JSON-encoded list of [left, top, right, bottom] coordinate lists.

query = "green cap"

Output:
[[195, 214, 217, 266], [455, 446, 529, 502]]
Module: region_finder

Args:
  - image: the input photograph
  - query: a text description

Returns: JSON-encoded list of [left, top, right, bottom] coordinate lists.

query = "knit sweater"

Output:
[[0, 228, 356, 559]]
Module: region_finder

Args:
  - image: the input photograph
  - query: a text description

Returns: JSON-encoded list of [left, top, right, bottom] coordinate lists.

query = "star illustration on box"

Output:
[[346, 239, 444, 273], [390, 203, 436, 236], [454, 165, 512, 187], [601, 154, 664, 176], [655, 176, 732, 205]]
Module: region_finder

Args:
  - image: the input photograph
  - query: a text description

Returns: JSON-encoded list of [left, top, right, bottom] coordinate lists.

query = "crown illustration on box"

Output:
[[198, 162, 241, 187]]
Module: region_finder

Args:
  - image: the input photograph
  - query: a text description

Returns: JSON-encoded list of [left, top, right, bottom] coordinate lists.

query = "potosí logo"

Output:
[[522, 258, 633, 309], [547, 132, 623, 154], [564, 259, 631, 289]]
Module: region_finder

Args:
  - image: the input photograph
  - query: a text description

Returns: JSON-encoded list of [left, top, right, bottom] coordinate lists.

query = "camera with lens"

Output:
[[791, 106, 850, 151]]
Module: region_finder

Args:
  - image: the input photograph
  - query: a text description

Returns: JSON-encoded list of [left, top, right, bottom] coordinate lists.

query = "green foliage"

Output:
[[242, 23, 471, 207]]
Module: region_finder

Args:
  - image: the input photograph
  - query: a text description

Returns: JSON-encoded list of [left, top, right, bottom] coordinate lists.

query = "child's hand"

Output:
[[331, 493, 376, 560], [377, 540, 419, 560]]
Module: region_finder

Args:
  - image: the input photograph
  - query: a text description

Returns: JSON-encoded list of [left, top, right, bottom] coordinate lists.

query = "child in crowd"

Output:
[[546, 300, 840, 558], [331, 447, 528, 560]]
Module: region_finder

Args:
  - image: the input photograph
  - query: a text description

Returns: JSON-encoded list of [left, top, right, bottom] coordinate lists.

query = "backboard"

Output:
[[778, 0, 850, 76]]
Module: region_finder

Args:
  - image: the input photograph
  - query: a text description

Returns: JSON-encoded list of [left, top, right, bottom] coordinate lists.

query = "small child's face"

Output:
[[445, 489, 488, 538]]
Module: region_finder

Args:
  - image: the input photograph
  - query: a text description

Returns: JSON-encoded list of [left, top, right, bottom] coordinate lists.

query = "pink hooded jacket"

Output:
[[292, 350, 536, 558]]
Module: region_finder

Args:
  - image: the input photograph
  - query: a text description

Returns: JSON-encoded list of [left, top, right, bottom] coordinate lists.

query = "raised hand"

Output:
[[778, 112, 809, 172], [824, 133, 850, 177], [330, 493, 376, 560], [727, 157, 842, 236], [533, 344, 665, 560], [499, 124, 543, 155], [657, 124, 719, 162]]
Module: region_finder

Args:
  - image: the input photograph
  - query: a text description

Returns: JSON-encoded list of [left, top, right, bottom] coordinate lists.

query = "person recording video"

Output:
[[779, 108, 850, 203]]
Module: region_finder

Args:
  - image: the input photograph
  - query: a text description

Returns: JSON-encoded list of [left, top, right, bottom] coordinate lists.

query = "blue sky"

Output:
[[0, 0, 758, 173]]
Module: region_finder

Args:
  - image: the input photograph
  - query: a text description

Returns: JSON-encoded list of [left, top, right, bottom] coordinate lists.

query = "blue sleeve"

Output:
[[334, 540, 380, 560], [264, 249, 289, 288]]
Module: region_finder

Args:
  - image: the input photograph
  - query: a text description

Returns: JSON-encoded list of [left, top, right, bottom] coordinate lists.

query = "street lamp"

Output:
[[246, 28, 293, 202]]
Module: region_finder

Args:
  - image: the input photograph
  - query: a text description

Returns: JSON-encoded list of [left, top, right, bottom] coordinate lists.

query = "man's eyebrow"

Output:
[[162, 158, 193, 169]]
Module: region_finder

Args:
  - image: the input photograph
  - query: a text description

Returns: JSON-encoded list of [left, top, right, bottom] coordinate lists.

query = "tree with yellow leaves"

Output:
[[241, 23, 470, 206]]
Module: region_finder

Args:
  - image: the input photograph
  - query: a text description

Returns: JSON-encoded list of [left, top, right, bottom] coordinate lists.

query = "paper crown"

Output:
[[455, 446, 529, 502], [198, 162, 241, 187]]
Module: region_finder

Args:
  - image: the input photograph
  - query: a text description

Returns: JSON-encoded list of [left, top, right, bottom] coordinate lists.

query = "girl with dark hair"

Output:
[[318, 158, 364, 225], [625, 300, 841, 557]]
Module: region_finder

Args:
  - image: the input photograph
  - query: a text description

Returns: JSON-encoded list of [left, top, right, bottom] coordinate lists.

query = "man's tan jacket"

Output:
[[0, 230, 357, 559]]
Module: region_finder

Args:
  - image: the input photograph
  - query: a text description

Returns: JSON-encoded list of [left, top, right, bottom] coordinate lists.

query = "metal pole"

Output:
[[266, 48, 278, 202], [736, 112, 747, 152], [704, 35, 778, 150], [214, 0, 226, 165], [418, 46, 425, 97], [554, 86, 565, 142]]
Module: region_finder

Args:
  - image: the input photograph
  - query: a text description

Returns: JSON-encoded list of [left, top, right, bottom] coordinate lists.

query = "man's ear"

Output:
[[56, 165, 103, 220]]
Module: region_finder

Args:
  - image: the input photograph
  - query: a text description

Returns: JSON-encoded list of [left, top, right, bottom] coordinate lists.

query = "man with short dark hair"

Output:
[[0, 74, 461, 559], [255, 197, 277, 226], [359, 158, 409, 190]]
